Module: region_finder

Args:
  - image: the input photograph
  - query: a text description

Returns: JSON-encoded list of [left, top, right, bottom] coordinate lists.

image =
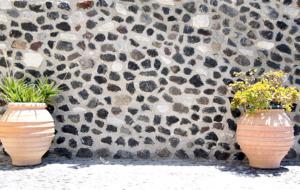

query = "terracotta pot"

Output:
[[237, 109, 294, 169], [0, 103, 55, 166]]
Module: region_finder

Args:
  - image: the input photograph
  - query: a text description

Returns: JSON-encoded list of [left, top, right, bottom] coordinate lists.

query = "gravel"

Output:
[[0, 154, 299, 190]]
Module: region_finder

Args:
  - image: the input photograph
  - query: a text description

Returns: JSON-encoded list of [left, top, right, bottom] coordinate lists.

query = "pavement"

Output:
[[0, 154, 299, 190]]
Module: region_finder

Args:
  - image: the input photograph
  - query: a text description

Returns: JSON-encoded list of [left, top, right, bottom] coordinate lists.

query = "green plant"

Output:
[[230, 70, 300, 112], [0, 48, 61, 104], [0, 77, 60, 104]]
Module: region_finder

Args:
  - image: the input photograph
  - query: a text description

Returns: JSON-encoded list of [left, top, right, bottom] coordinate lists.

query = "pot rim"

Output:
[[7, 102, 47, 109], [246, 109, 285, 113]]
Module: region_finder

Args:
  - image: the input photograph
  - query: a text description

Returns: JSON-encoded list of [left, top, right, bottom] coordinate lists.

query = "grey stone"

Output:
[[173, 103, 189, 113], [219, 4, 239, 17], [56, 41, 73, 51]]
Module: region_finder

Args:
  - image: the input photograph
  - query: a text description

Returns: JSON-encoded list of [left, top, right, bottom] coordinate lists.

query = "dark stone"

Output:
[[169, 76, 187, 85], [194, 138, 205, 145], [214, 150, 230, 160], [86, 20, 97, 29], [166, 116, 179, 126], [47, 12, 59, 20], [202, 107, 217, 113], [128, 138, 139, 147], [169, 137, 180, 148], [189, 75, 204, 87], [194, 149, 209, 159], [183, 2, 196, 13], [227, 119, 237, 131], [235, 55, 251, 66], [21, 22, 38, 32], [219, 4, 239, 17], [26, 69, 41, 78], [205, 132, 219, 141], [266, 6, 279, 19], [113, 150, 134, 159], [144, 137, 154, 144], [260, 30, 273, 40], [137, 150, 151, 159], [100, 54, 116, 62], [68, 139, 77, 148], [128, 5, 139, 13], [96, 148, 110, 158], [90, 85, 102, 95], [198, 29, 211, 36], [54, 148, 72, 158], [132, 24, 145, 33], [204, 57, 218, 68], [107, 84, 121, 92], [0, 35, 6, 41], [81, 125, 90, 133], [240, 37, 253, 46], [188, 36, 200, 43], [175, 149, 189, 159], [95, 33, 105, 41], [97, 109, 108, 119], [139, 80, 157, 92], [153, 22, 167, 32], [147, 49, 158, 57], [183, 46, 195, 56], [14, 1, 27, 8], [276, 21, 288, 30], [101, 136, 112, 144], [128, 61, 140, 71], [29, 4, 44, 12], [107, 125, 117, 132], [276, 44, 291, 54], [56, 22, 71, 31], [115, 137, 125, 146], [267, 60, 280, 69], [174, 128, 187, 136], [10, 30, 22, 38], [62, 125, 78, 135], [76, 148, 93, 158], [56, 137, 65, 144], [284, 149, 297, 159], [58, 1, 71, 10], [56, 41, 73, 51], [183, 25, 194, 34]]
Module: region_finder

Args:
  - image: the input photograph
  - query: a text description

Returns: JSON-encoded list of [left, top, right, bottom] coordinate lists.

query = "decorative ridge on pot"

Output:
[[7, 103, 47, 109]]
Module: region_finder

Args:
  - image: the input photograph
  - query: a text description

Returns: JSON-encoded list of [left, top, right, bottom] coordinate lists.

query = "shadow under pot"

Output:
[[237, 109, 294, 169], [0, 103, 55, 166]]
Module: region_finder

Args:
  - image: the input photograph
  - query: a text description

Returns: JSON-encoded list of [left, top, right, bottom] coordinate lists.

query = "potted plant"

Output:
[[0, 50, 60, 166], [230, 70, 300, 169]]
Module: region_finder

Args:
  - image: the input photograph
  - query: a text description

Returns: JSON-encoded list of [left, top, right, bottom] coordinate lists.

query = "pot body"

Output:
[[237, 109, 294, 169], [0, 103, 55, 166]]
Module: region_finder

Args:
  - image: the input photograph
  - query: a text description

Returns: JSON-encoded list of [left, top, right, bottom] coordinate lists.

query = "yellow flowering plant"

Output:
[[230, 70, 300, 112]]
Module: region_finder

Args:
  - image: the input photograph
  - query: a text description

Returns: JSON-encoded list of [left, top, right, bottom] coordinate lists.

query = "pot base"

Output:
[[249, 159, 281, 169], [12, 158, 42, 166]]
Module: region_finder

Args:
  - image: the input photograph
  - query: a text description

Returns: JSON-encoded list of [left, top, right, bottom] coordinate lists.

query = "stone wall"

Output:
[[0, 0, 299, 161]]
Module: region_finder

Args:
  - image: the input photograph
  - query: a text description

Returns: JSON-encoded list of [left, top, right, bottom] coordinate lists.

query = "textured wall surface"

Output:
[[0, 0, 300, 161]]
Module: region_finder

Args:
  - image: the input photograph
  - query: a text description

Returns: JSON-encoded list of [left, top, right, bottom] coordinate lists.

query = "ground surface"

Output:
[[0, 155, 299, 190]]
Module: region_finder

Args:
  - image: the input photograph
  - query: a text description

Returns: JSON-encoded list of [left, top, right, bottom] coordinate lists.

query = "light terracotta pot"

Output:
[[237, 109, 294, 169], [0, 103, 55, 166]]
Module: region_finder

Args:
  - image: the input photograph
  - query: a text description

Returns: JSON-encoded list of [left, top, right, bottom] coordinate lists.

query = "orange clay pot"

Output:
[[0, 103, 55, 166], [237, 109, 294, 169]]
